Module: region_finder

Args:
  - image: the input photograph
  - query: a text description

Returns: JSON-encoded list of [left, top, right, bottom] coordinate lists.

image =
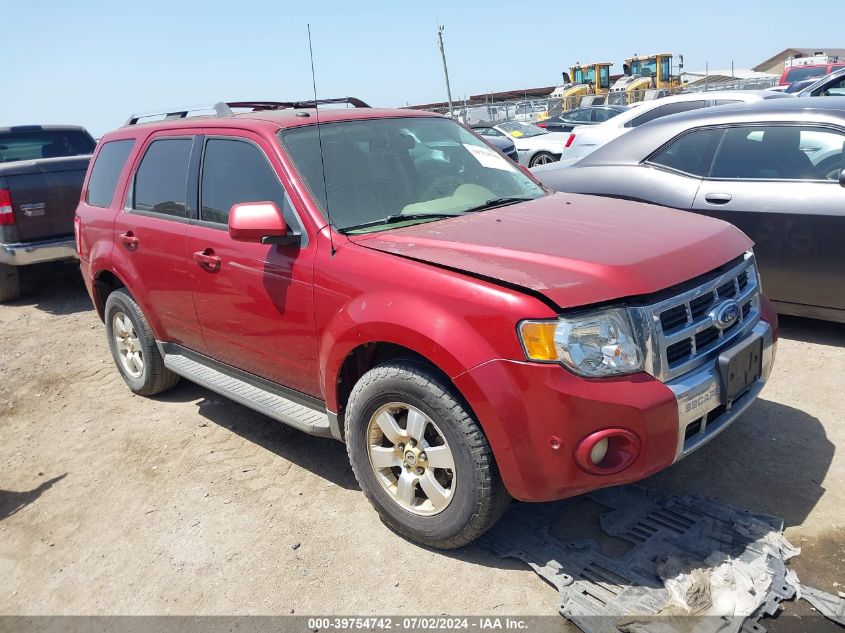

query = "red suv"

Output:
[[779, 62, 845, 85], [76, 99, 777, 548]]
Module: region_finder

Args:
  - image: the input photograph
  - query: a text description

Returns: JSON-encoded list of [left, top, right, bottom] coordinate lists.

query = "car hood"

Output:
[[350, 193, 752, 309]]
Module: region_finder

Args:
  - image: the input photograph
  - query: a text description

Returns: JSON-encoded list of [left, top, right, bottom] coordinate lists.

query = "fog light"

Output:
[[574, 429, 641, 475], [590, 438, 609, 465]]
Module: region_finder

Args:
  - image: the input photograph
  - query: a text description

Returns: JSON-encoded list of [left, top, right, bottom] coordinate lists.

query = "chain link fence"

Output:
[[406, 77, 781, 125]]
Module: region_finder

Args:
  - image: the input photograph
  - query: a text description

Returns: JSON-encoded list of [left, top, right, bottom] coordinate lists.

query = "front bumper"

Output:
[[0, 237, 77, 266], [667, 320, 775, 461], [454, 319, 776, 503]]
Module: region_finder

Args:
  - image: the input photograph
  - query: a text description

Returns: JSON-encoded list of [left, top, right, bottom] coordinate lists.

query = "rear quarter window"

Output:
[[86, 139, 135, 208], [132, 138, 193, 217], [648, 128, 724, 176]]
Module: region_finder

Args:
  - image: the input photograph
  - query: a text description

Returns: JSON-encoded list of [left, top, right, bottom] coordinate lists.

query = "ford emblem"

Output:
[[710, 300, 740, 330]]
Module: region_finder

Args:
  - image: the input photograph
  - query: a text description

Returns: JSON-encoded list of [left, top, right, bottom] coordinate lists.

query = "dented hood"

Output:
[[351, 193, 753, 309]]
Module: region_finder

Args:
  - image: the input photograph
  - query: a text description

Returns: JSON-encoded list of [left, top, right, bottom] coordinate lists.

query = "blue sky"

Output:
[[4, 0, 839, 136]]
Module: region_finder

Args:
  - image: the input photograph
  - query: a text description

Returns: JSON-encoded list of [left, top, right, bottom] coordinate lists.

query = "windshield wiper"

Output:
[[462, 196, 538, 213], [341, 212, 462, 233]]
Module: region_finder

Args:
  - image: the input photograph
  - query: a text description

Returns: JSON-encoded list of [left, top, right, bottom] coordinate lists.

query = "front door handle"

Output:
[[704, 193, 732, 205], [193, 248, 221, 272], [119, 231, 138, 250]]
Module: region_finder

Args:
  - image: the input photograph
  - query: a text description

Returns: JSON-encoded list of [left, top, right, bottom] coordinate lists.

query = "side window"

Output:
[[629, 100, 707, 127], [710, 125, 845, 181], [714, 99, 741, 106], [821, 76, 845, 96], [86, 139, 135, 208], [200, 138, 293, 226], [649, 128, 724, 176], [133, 139, 192, 217]]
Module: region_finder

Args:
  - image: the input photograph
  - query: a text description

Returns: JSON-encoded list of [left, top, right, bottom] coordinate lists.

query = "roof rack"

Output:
[[123, 97, 370, 126]]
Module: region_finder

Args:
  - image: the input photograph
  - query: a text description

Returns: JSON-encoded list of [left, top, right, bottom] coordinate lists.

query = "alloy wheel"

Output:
[[366, 402, 456, 516], [112, 312, 144, 378]]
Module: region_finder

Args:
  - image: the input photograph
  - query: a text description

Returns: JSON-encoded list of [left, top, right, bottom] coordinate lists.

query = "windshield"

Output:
[[573, 67, 596, 84], [280, 117, 544, 233], [0, 129, 95, 163], [497, 122, 548, 138], [630, 59, 657, 77]]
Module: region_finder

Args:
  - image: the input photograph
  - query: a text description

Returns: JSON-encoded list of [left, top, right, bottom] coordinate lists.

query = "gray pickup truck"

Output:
[[0, 125, 95, 301]]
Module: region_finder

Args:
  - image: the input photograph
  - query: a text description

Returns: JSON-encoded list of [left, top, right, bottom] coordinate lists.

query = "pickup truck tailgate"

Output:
[[2, 156, 90, 241]]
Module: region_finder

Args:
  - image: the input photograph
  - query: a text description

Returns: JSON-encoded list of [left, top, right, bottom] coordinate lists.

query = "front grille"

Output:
[[630, 255, 761, 382]]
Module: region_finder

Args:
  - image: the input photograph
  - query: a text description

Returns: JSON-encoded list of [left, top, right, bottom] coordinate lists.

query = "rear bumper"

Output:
[[0, 237, 77, 266], [454, 318, 775, 503]]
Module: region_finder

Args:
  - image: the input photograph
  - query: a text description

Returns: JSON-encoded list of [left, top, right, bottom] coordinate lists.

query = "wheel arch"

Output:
[[92, 268, 129, 320]]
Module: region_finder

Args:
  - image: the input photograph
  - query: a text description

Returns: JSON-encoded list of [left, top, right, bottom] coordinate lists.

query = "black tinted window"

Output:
[[710, 126, 845, 180], [0, 130, 95, 163], [200, 139, 288, 225], [630, 100, 707, 127], [133, 139, 192, 217], [650, 128, 724, 176], [86, 140, 135, 208]]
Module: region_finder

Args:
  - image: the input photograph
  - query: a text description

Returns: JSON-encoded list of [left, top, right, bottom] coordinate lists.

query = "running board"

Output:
[[162, 350, 332, 437]]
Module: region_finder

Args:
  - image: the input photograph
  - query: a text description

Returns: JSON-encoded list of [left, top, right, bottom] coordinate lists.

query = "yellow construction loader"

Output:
[[608, 53, 683, 105], [559, 62, 613, 111]]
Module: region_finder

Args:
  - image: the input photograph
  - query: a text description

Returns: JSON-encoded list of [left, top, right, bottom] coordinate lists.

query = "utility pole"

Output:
[[437, 25, 454, 117]]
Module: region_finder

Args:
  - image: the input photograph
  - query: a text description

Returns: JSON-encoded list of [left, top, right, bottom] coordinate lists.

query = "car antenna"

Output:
[[307, 24, 335, 256]]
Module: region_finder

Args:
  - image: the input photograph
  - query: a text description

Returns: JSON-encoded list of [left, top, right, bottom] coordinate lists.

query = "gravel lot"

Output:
[[1, 263, 843, 628]]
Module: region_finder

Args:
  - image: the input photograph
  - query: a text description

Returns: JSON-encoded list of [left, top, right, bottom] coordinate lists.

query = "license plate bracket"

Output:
[[718, 334, 763, 405]]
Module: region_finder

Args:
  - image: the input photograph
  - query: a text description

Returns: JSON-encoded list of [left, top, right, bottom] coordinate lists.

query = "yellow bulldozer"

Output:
[[608, 53, 684, 105], [559, 61, 613, 110]]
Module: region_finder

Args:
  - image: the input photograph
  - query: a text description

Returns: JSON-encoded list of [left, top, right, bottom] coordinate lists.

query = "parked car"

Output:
[[76, 99, 777, 549], [797, 67, 845, 97], [780, 62, 845, 86], [549, 91, 791, 167], [535, 96, 845, 323], [0, 125, 95, 301], [470, 127, 518, 162], [473, 121, 569, 167], [537, 105, 628, 133], [513, 100, 548, 123]]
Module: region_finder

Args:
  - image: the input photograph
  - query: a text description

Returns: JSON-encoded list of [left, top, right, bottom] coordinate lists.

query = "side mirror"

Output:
[[839, 168, 845, 188], [228, 202, 300, 246]]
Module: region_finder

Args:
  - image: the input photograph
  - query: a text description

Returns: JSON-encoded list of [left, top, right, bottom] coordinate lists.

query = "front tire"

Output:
[[0, 264, 21, 302], [529, 151, 557, 167], [104, 289, 179, 396], [345, 360, 510, 549]]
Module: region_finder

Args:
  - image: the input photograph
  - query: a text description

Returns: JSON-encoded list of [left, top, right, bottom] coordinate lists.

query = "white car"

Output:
[[472, 121, 570, 167], [551, 90, 793, 166]]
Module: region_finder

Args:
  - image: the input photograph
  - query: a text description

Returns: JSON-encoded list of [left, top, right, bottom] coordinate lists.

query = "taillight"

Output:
[[565, 134, 576, 148], [0, 189, 14, 225], [535, 122, 548, 128]]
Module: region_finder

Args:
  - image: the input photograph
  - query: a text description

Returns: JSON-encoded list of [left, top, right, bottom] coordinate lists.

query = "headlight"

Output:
[[519, 308, 643, 377]]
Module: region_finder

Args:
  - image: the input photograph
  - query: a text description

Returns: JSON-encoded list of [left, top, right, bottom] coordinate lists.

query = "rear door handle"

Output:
[[119, 231, 138, 250], [193, 248, 221, 272], [704, 193, 732, 205]]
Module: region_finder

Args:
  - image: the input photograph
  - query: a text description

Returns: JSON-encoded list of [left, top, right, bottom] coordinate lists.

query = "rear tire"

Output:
[[0, 264, 21, 302], [104, 288, 179, 396], [345, 360, 510, 549]]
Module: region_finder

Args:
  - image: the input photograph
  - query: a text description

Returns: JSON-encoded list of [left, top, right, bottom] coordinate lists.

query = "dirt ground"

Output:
[[1, 263, 843, 627]]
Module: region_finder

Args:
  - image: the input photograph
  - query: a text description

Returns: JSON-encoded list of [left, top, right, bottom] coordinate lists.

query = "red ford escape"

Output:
[[75, 99, 777, 548]]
